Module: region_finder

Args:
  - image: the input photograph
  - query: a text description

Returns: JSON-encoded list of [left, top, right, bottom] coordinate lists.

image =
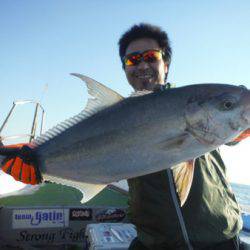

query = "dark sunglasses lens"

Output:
[[143, 50, 162, 62], [124, 54, 141, 66], [124, 50, 162, 66]]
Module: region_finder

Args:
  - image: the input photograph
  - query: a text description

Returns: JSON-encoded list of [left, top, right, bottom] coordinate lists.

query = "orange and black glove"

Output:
[[227, 128, 250, 146], [0, 143, 42, 184]]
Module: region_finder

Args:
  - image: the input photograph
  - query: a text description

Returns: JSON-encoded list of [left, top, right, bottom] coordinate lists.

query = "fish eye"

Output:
[[222, 99, 235, 110]]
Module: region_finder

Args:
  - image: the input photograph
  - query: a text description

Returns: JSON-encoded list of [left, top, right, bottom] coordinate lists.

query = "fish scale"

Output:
[[0, 74, 250, 203]]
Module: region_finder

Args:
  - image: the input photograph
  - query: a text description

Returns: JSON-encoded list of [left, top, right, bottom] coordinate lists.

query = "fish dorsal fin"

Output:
[[130, 90, 153, 97], [33, 74, 124, 146], [71, 73, 124, 112]]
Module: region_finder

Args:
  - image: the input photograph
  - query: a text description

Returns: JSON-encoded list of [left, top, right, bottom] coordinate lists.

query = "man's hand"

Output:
[[233, 128, 250, 142], [226, 128, 250, 146]]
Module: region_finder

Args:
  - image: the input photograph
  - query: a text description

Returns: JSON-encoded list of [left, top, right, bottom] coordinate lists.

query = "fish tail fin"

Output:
[[0, 143, 42, 185]]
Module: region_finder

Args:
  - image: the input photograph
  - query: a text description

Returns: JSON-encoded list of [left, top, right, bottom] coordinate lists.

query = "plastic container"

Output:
[[84, 223, 137, 250]]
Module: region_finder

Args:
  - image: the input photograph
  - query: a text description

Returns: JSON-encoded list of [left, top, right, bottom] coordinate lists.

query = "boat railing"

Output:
[[0, 100, 45, 144]]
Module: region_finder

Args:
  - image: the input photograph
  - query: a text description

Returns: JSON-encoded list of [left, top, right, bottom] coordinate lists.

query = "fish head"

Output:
[[184, 84, 250, 146]]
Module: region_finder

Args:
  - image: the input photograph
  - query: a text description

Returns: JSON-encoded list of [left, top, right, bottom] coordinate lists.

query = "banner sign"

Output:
[[0, 206, 128, 246], [16, 227, 85, 244], [12, 209, 69, 229]]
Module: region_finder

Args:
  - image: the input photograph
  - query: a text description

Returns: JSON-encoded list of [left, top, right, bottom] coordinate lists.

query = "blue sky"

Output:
[[0, 1, 250, 185]]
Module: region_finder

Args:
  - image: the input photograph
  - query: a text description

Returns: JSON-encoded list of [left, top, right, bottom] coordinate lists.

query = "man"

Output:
[[118, 23, 243, 250]]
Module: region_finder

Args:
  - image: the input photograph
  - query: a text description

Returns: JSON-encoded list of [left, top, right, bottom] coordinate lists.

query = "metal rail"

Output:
[[0, 100, 45, 143]]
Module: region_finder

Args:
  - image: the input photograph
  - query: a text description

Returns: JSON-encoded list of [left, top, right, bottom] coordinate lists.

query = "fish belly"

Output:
[[37, 129, 211, 184]]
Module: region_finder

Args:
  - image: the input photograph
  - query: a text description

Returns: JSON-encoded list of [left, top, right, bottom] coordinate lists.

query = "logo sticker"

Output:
[[95, 208, 126, 222], [12, 209, 69, 229], [69, 208, 92, 221]]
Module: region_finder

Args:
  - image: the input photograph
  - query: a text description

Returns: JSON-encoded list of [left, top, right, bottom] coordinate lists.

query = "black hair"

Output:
[[118, 23, 172, 70]]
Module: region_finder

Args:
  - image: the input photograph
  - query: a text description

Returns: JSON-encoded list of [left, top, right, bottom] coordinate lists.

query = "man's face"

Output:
[[124, 38, 168, 91]]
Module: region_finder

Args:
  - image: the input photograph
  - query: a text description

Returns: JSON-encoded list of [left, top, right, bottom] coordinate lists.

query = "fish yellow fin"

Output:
[[172, 160, 195, 206]]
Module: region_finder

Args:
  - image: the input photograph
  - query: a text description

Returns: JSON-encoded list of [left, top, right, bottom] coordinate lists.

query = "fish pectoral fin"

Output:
[[158, 133, 190, 150], [43, 174, 106, 203], [172, 160, 195, 206]]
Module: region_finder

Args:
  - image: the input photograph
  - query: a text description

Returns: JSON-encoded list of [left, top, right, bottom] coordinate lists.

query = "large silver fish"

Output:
[[1, 74, 250, 202]]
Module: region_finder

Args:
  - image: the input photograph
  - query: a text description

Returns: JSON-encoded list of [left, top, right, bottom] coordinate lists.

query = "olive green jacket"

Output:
[[128, 150, 242, 249]]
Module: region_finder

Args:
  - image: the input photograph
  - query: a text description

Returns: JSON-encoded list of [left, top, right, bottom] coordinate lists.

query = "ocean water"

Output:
[[231, 183, 250, 245], [231, 183, 250, 209]]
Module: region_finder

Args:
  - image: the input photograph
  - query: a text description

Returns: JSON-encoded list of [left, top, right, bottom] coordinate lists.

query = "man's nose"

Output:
[[137, 60, 150, 69]]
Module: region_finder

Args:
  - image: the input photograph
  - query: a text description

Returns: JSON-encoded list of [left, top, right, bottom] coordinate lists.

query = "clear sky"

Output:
[[0, 1, 250, 190]]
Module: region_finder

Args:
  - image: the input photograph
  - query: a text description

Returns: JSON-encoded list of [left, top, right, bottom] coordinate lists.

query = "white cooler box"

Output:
[[84, 223, 137, 250]]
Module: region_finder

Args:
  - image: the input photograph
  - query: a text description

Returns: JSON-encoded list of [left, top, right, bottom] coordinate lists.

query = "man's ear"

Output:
[[164, 63, 169, 74]]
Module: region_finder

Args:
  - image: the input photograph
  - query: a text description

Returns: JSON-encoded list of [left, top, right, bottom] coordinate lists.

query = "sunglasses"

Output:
[[123, 49, 164, 66]]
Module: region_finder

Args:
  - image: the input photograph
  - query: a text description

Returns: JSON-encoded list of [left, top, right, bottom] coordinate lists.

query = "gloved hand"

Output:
[[233, 128, 250, 142], [226, 128, 250, 146]]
